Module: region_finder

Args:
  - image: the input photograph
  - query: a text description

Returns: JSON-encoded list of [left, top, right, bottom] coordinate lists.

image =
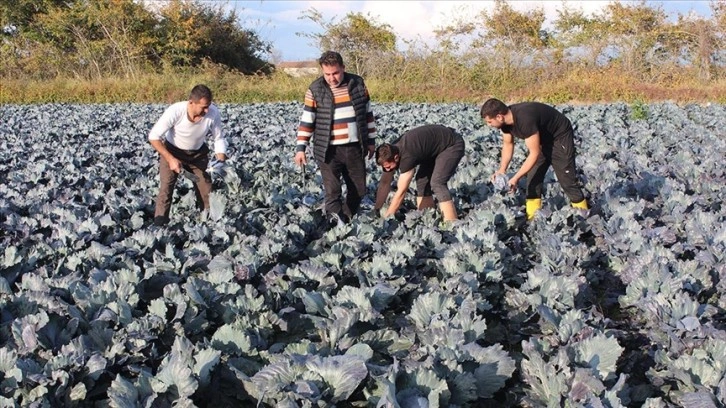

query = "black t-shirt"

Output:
[[394, 124, 459, 173], [501, 102, 572, 146]]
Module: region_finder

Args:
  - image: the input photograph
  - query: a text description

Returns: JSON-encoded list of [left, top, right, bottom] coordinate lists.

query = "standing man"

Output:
[[480, 98, 588, 220], [294, 51, 376, 224], [374, 124, 465, 222], [148, 84, 227, 226]]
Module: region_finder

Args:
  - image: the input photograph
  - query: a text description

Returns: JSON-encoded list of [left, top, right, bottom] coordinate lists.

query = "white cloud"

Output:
[[360, 2, 437, 39], [235, 1, 307, 24], [306, 0, 359, 16]]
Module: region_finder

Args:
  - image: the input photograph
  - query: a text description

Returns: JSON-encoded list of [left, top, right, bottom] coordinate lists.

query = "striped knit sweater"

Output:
[[296, 79, 376, 152]]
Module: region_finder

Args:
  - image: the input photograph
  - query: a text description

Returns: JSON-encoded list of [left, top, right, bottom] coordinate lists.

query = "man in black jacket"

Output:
[[293, 51, 377, 223]]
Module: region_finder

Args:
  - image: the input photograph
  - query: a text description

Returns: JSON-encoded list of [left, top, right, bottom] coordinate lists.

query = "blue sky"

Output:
[[231, 1, 715, 62]]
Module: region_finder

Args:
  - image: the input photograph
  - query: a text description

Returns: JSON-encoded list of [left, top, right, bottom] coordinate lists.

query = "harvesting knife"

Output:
[[180, 168, 199, 183], [300, 164, 317, 207]]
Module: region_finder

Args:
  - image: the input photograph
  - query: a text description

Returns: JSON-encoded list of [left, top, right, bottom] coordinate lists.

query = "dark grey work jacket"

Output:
[[309, 73, 371, 163]]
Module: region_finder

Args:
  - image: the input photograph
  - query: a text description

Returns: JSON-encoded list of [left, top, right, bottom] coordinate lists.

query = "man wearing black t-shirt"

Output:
[[480, 98, 589, 220], [374, 124, 465, 221]]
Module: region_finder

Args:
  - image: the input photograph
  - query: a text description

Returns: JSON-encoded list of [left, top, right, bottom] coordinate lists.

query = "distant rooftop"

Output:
[[276, 61, 319, 77]]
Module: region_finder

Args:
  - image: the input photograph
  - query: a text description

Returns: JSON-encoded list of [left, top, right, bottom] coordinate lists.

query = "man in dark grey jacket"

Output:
[[293, 51, 377, 223]]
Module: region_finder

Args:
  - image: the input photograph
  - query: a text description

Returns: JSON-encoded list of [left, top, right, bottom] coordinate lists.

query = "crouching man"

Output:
[[374, 124, 465, 222], [480, 98, 588, 220], [148, 84, 227, 226]]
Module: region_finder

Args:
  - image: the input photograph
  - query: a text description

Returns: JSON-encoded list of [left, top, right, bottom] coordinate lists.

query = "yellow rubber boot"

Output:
[[525, 199, 542, 220], [571, 199, 589, 210]]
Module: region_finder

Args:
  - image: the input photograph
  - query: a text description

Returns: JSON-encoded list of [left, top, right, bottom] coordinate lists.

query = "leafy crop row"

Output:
[[0, 102, 724, 407]]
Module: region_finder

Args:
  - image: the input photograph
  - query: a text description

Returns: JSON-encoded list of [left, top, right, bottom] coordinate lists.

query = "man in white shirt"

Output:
[[148, 84, 227, 226]]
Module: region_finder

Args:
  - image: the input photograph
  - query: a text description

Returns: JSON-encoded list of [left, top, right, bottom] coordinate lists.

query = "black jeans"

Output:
[[316, 143, 366, 220], [526, 132, 585, 203]]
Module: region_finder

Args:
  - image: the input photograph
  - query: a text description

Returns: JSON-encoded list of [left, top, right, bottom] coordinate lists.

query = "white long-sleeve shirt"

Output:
[[148, 101, 227, 154]]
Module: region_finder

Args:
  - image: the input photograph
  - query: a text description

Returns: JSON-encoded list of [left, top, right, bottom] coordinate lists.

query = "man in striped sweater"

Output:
[[294, 51, 377, 224]]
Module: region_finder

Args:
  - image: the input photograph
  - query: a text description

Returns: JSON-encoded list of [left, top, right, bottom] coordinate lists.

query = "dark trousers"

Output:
[[154, 142, 212, 219], [526, 132, 585, 203], [415, 135, 465, 202], [316, 143, 366, 220]]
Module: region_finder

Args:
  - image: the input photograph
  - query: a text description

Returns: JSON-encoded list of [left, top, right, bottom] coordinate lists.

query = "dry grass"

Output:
[[2, 69, 725, 105], [508, 68, 726, 104]]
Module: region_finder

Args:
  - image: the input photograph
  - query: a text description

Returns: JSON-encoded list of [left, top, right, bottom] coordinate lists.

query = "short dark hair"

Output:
[[376, 143, 399, 165], [318, 51, 344, 67], [190, 84, 213, 102], [480, 98, 508, 118]]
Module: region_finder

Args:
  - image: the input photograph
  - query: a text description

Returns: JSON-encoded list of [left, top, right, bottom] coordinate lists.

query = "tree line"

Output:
[[305, 0, 725, 90], [0, 0, 272, 80], [2, 0, 725, 102]]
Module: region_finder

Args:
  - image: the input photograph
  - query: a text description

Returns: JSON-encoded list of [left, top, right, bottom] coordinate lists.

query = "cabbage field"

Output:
[[1, 101, 725, 407]]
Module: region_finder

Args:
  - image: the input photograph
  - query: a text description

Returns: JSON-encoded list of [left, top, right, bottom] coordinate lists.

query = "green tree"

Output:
[[0, 0, 271, 79], [0, 0, 158, 79], [598, 1, 669, 78], [195, 3, 272, 74], [475, 0, 549, 50], [0, 0, 73, 78], [709, 0, 726, 75], [553, 1, 678, 79], [552, 3, 611, 67], [299, 8, 396, 76], [663, 13, 719, 81], [467, 0, 551, 90], [0, 0, 67, 33], [155, 0, 271, 74], [35, 0, 157, 79]]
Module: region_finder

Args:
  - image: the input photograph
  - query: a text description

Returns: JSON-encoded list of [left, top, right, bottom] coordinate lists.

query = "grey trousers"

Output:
[[154, 142, 212, 219], [415, 134, 465, 202]]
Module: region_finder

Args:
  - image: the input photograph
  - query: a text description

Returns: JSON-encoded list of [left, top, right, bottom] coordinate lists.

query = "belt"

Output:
[[165, 140, 204, 154], [331, 141, 361, 147]]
